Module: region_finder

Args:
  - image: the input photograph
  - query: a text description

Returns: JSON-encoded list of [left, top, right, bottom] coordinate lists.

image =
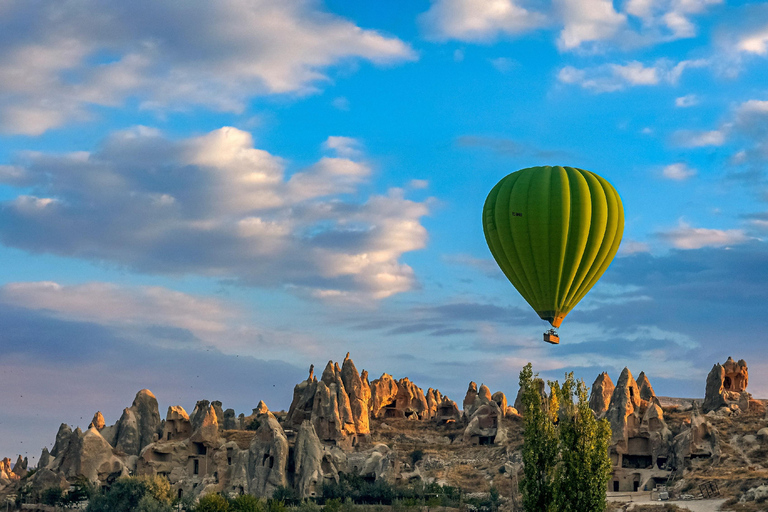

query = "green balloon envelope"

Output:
[[483, 166, 624, 329]]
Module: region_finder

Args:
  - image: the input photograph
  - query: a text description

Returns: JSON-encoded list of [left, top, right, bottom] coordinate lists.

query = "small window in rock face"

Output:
[[228, 457, 232, 465], [193, 459, 199, 475], [167, 432, 171, 440]]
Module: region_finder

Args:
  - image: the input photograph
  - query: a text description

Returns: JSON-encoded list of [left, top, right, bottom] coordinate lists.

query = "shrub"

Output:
[[409, 450, 424, 466], [138, 495, 174, 512], [41, 487, 63, 506], [86, 477, 148, 512], [196, 493, 230, 512], [272, 486, 299, 505], [245, 419, 261, 431], [230, 494, 265, 512]]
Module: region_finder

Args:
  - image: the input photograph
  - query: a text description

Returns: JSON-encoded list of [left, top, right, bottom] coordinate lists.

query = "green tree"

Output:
[[86, 476, 171, 512], [519, 363, 559, 512], [140, 474, 173, 505], [41, 487, 63, 506], [230, 494, 265, 512], [196, 493, 230, 512], [518, 364, 612, 512], [61, 476, 94, 508], [555, 373, 612, 512]]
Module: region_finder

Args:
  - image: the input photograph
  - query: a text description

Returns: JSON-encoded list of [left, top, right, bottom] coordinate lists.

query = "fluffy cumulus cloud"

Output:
[[0, 127, 431, 299], [0, 0, 416, 135], [558, 58, 707, 92], [419, 0, 719, 50], [673, 98, 768, 173], [661, 162, 696, 180], [656, 221, 749, 249], [419, 0, 548, 42]]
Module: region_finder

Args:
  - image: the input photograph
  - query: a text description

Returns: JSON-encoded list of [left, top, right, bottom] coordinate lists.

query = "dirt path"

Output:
[[626, 498, 728, 511], [608, 492, 728, 511]]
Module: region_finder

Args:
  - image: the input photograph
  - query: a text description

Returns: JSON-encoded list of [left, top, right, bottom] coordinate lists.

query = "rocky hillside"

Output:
[[1, 354, 767, 509]]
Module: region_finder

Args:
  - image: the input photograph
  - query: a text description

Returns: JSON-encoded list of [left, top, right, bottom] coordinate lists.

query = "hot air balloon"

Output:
[[482, 166, 624, 344]]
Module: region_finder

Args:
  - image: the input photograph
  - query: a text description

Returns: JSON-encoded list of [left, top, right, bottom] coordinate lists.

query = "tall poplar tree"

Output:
[[518, 365, 612, 512], [518, 363, 559, 512]]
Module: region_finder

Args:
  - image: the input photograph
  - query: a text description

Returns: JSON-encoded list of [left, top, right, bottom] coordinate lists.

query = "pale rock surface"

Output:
[[463, 382, 478, 418], [636, 372, 656, 401], [89, 411, 106, 431], [58, 427, 128, 484], [589, 372, 615, 417], [370, 373, 399, 418], [190, 404, 220, 446], [605, 368, 642, 454], [114, 390, 162, 456], [38, 447, 52, 469], [293, 420, 342, 498], [286, 365, 318, 428], [436, 396, 462, 424], [163, 405, 192, 441], [340, 354, 371, 435], [393, 378, 429, 420], [703, 357, 750, 413], [51, 423, 73, 458], [247, 403, 289, 497], [491, 391, 508, 416], [115, 407, 140, 455], [12, 455, 28, 478]]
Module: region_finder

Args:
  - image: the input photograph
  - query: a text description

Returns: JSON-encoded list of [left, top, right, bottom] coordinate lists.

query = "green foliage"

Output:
[[518, 364, 612, 512], [555, 373, 612, 512], [323, 498, 342, 512], [267, 499, 287, 512], [296, 499, 322, 512], [86, 476, 169, 512], [41, 486, 63, 506], [409, 449, 424, 466], [140, 474, 173, 504], [230, 494, 265, 512], [519, 363, 559, 512], [195, 493, 230, 512], [137, 495, 174, 512], [60, 476, 95, 508], [272, 485, 299, 505]]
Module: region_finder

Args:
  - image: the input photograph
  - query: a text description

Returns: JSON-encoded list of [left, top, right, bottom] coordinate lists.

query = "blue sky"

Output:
[[2, 0, 768, 463]]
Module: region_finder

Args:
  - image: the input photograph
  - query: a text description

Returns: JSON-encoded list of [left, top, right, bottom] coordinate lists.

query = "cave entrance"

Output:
[[622, 455, 652, 469]]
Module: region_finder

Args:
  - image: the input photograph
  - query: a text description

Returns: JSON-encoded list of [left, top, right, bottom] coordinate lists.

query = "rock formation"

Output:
[[703, 357, 750, 413], [589, 372, 615, 417], [604, 368, 673, 492], [370, 373, 399, 418], [670, 403, 720, 475], [89, 412, 105, 431]]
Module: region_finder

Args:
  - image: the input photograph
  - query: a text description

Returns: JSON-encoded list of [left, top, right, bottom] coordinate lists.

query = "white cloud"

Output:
[[419, 0, 719, 50], [618, 240, 651, 255], [0, 0, 416, 134], [737, 26, 768, 55], [0, 127, 431, 300], [558, 59, 705, 92], [675, 94, 699, 107], [419, 0, 547, 42], [661, 162, 697, 180], [555, 0, 626, 50], [322, 136, 363, 159], [672, 129, 726, 147], [0, 281, 234, 337], [657, 221, 749, 249]]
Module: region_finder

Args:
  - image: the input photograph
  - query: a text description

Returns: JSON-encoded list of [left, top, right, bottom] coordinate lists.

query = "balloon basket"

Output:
[[543, 329, 560, 345]]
